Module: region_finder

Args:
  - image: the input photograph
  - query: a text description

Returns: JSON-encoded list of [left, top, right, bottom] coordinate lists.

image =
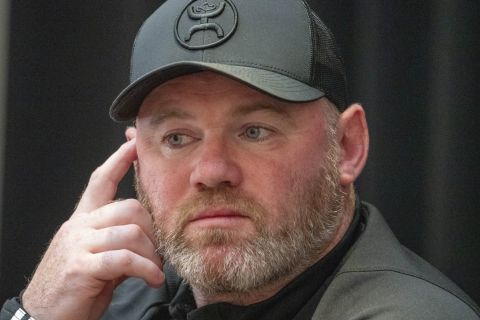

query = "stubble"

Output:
[[134, 135, 347, 295]]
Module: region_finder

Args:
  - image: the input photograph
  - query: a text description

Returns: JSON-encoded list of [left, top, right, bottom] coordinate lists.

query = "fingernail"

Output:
[[152, 270, 165, 288]]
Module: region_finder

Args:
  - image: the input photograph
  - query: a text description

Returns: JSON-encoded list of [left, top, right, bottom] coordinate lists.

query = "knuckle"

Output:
[[123, 199, 145, 215], [57, 220, 76, 237], [105, 226, 118, 242], [70, 230, 85, 244], [100, 251, 115, 270], [54, 225, 88, 253], [125, 224, 143, 241], [68, 212, 90, 225], [57, 220, 71, 234], [116, 250, 134, 268], [101, 250, 133, 269], [89, 167, 102, 183], [66, 258, 86, 278], [93, 205, 108, 217]]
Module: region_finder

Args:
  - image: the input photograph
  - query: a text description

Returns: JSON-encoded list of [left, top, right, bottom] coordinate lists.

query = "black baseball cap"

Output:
[[110, 0, 347, 122]]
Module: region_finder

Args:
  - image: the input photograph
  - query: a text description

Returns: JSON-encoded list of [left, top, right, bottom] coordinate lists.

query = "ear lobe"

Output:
[[125, 126, 137, 141], [336, 104, 369, 186]]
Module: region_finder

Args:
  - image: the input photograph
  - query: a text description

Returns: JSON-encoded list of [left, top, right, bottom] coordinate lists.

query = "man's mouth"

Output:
[[188, 208, 250, 229]]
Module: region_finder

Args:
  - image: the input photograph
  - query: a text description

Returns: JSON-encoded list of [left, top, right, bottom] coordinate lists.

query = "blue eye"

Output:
[[163, 133, 196, 148], [167, 134, 184, 145], [243, 126, 272, 141], [245, 127, 262, 139]]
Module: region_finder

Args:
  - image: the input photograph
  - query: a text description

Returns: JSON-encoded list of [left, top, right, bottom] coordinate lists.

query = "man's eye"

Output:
[[243, 126, 272, 141], [163, 133, 195, 148]]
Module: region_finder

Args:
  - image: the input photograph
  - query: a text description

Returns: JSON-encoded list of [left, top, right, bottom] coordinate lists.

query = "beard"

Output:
[[135, 140, 346, 296]]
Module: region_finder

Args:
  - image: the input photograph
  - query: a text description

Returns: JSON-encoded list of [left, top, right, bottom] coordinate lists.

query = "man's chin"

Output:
[[185, 228, 254, 248]]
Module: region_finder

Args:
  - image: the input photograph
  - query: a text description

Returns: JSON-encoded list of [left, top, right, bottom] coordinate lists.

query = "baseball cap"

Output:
[[110, 0, 347, 122]]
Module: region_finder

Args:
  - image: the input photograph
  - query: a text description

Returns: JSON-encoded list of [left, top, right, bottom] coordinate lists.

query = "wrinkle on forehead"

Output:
[[137, 71, 333, 126]]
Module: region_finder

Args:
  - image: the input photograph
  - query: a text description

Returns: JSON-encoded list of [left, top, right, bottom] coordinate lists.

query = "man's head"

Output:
[[126, 71, 368, 297], [112, 0, 369, 299]]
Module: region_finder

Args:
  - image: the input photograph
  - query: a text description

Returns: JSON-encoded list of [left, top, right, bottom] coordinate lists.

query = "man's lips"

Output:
[[187, 209, 250, 229], [190, 209, 248, 222]]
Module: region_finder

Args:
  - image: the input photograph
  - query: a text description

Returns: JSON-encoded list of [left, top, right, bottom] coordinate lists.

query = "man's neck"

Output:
[[192, 199, 356, 308]]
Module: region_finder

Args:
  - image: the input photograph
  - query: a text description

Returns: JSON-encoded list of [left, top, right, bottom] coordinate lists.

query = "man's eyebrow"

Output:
[[149, 109, 194, 126], [232, 102, 292, 120]]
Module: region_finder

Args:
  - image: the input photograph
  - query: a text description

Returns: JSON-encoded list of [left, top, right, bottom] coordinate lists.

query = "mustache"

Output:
[[134, 173, 268, 234], [175, 188, 267, 231]]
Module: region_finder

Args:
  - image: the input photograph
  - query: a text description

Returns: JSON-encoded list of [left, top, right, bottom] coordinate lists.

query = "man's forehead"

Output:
[[137, 73, 330, 125], [139, 71, 326, 113]]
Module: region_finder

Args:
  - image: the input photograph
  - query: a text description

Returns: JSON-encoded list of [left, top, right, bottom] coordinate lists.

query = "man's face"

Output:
[[133, 72, 346, 294]]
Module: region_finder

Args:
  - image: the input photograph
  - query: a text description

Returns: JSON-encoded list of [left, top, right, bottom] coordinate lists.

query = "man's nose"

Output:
[[189, 138, 242, 191]]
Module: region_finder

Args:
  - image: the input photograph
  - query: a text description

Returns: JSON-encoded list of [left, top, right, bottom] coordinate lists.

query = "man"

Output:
[[2, 0, 479, 319]]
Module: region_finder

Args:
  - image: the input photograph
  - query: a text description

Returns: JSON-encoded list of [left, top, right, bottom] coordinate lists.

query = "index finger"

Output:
[[75, 138, 137, 214]]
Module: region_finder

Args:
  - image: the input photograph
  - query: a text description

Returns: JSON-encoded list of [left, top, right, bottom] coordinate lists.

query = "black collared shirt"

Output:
[[167, 204, 362, 320]]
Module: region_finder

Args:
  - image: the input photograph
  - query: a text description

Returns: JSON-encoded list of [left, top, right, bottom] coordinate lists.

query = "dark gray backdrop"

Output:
[[1, 1, 479, 304]]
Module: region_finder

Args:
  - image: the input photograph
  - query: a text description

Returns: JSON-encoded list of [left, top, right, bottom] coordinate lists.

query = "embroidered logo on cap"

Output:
[[175, 0, 238, 50]]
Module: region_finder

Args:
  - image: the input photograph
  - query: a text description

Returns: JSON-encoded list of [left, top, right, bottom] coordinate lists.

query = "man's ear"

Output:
[[125, 126, 137, 141], [336, 103, 369, 186]]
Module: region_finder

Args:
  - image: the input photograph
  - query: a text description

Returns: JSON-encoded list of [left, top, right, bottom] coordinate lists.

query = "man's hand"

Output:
[[22, 139, 164, 320]]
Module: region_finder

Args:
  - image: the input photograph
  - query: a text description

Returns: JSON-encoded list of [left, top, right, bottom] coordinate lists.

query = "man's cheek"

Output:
[[152, 204, 176, 232]]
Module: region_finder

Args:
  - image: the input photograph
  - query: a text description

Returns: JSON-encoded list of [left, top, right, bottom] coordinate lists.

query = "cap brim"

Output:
[[109, 61, 325, 122]]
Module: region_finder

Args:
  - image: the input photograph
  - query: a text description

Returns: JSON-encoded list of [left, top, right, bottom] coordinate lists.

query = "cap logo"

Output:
[[175, 0, 238, 50]]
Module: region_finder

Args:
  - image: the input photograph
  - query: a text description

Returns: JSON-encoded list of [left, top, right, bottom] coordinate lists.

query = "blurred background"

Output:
[[1, 0, 479, 305]]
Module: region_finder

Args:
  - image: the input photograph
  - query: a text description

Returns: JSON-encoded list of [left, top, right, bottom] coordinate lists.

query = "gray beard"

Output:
[[135, 142, 346, 295]]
